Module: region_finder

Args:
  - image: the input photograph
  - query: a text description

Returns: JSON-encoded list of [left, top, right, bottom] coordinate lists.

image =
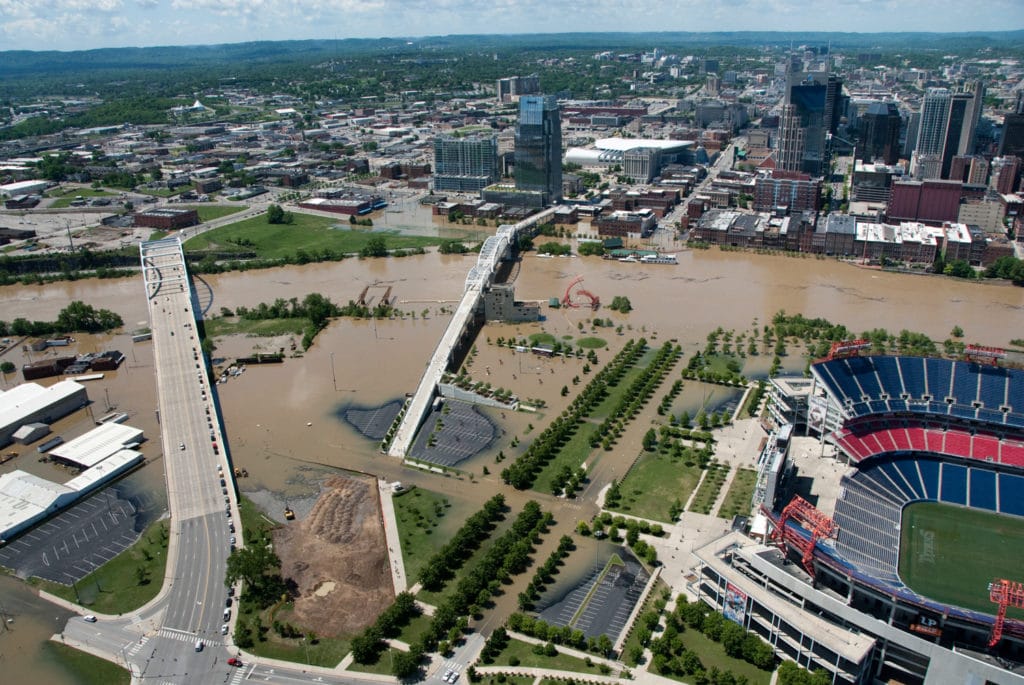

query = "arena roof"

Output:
[[593, 138, 694, 152], [49, 423, 144, 469]]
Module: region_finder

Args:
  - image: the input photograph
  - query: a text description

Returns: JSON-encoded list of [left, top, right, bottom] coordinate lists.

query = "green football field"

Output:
[[898, 502, 1024, 619]]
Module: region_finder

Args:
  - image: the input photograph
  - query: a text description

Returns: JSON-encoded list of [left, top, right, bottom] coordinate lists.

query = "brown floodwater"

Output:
[[1, 245, 1022, 682]]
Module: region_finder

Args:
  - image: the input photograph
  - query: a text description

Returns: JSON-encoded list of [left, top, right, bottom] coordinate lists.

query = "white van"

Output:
[[195, 640, 204, 652]]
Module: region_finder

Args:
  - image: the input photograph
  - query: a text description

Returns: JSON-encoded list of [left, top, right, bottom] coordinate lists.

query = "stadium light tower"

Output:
[[988, 578, 1024, 647]]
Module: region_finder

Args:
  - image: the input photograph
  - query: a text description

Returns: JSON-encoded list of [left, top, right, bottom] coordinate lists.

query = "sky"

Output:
[[0, 0, 1021, 52]]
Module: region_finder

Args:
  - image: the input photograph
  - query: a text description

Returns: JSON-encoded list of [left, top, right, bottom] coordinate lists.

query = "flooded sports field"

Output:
[[1, 244, 1022, 681]]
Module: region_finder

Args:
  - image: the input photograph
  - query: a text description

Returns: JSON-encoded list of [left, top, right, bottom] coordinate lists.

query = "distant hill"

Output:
[[1, 30, 1022, 77]]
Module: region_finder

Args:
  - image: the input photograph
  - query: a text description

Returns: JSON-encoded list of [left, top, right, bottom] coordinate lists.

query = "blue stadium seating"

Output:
[[872, 356, 903, 398], [1008, 377, 1024, 414], [847, 356, 883, 398], [978, 368, 1008, 409], [999, 472, 1024, 517], [968, 468, 997, 510], [897, 357, 927, 398], [925, 358, 954, 399], [917, 459, 940, 499], [952, 363, 977, 405], [877, 461, 916, 500], [893, 460, 926, 499], [940, 463, 968, 505]]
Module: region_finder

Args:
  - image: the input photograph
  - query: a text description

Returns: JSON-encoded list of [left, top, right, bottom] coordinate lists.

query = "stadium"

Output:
[[691, 344, 1024, 685]]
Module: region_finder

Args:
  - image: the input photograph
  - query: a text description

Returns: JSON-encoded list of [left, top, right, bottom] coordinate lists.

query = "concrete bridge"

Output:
[[387, 207, 557, 458]]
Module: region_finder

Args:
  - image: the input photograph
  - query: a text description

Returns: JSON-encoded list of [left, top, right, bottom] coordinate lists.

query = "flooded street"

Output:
[[1, 244, 1022, 682]]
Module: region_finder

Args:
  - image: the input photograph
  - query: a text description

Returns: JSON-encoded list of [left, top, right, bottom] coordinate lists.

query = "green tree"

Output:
[[225, 544, 281, 593], [0, 361, 14, 375], [266, 204, 286, 224], [360, 236, 388, 258]]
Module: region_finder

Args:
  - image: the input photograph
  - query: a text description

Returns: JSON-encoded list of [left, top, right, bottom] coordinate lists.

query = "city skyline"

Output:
[[1, 0, 1022, 53]]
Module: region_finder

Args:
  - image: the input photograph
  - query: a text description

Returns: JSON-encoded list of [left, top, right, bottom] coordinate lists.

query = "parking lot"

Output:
[[537, 548, 649, 641], [0, 487, 146, 584], [341, 399, 404, 441], [409, 400, 496, 467]]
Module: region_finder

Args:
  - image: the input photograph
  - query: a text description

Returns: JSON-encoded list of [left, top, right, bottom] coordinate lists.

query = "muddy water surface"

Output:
[[1, 247, 1022, 682]]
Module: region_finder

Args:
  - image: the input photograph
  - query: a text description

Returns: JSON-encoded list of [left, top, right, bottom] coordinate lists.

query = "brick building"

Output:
[[134, 208, 199, 230]]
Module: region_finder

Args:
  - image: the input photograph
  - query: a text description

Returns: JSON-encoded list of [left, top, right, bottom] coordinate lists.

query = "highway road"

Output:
[[56, 237, 391, 684]]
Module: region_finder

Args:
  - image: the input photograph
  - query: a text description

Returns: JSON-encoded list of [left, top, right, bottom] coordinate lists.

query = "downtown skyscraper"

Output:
[[514, 95, 562, 205]]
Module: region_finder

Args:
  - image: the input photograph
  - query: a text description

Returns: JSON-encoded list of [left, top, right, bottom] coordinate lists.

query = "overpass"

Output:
[[387, 207, 556, 458]]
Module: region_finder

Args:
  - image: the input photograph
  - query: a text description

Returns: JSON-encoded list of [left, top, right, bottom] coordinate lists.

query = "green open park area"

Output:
[[183, 211, 456, 259], [44, 642, 130, 685], [607, 451, 702, 522], [899, 502, 1024, 619], [180, 204, 245, 222], [491, 637, 607, 674]]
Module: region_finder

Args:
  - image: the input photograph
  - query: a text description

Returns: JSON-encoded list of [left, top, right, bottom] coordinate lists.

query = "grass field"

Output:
[[33, 519, 169, 613], [606, 451, 701, 522], [179, 204, 245, 222], [49, 188, 117, 208], [688, 462, 730, 515], [204, 316, 310, 338], [392, 487, 453, 584], [717, 468, 758, 520], [899, 502, 1024, 619], [44, 642, 130, 685], [672, 626, 771, 685], [183, 211, 457, 259], [491, 638, 606, 674]]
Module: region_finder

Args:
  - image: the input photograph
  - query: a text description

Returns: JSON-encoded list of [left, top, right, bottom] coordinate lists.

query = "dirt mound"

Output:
[[274, 474, 394, 637]]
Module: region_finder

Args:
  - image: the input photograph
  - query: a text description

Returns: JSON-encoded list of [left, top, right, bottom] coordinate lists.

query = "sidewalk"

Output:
[[378, 479, 408, 593]]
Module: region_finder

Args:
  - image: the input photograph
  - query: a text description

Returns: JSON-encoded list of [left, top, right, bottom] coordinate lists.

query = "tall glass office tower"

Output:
[[514, 95, 562, 204]]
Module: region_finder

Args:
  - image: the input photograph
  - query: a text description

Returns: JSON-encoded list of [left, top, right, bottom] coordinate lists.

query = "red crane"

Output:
[[765, 495, 837, 580], [561, 276, 600, 310], [988, 578, 1024, 647]]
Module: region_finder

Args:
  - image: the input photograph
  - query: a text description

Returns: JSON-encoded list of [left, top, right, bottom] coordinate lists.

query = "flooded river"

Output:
[[1, 244, 1022, 682]]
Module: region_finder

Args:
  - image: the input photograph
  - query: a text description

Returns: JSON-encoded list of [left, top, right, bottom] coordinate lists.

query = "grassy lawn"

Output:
[[576, 337, 608, 349], [688, 463, 730, 515], [588, 362, 648, 421], [183, 211, 449, 259], [669, 627, 771, 685], [44, 642, 130, 685], [180, 204, 246, 222], [492, 638, 606, 674], [248, 634, 351, 668], [346, 647, 403, 674], [148, 230, 168, 241], [238, 494, 277, 543], [621, 581, 670, 666], [899, 502, 1024, 619], [700, 353, 744, 375], [608, 451, 702, 522], [204, 317, 310, 338], [393, 486, 453, 585], [395, 610, 435, 645], [717, 468, 758, 520], [478, 677, 534, 685], [49, 188, 117, 208], [528, 332, 557, 346], [32, 519, 169, 613], [531, 419, 597, 495], [137, 187, 183, 198]]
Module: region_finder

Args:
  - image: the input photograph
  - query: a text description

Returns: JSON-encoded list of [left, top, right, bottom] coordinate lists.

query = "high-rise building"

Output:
[[776, 104, 805, 172], [990, 156, 1021, 195], [432, 135, 499, 193], [999, 92, 1024, 159], [915, 88, 951, 158], [857, 102, 902, 165], [514, 95, 562, 205], [784, 72, 843, 175], [496, 74, 540, 103]]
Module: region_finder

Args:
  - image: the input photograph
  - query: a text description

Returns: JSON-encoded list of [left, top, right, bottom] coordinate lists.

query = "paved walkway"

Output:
[[378, 480, 408, 593]]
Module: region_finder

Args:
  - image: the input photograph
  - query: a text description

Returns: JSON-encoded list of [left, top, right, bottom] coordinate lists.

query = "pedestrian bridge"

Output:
[[387, 207, 556, 457]]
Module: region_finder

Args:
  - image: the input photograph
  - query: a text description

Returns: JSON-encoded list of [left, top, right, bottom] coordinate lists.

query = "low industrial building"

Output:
[[0, 449, 143, 541], [0, 381, 88, 448], [12, 422, 50, 445], [49, 423, 144, 469], [134, 207, 200, 230]]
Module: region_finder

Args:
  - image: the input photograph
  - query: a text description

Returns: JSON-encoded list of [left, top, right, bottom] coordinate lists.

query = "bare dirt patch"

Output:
[[274, 474, 394, 637]]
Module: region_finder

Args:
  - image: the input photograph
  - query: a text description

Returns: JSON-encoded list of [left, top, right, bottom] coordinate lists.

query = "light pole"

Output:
[[329, 352, 337, 391]]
